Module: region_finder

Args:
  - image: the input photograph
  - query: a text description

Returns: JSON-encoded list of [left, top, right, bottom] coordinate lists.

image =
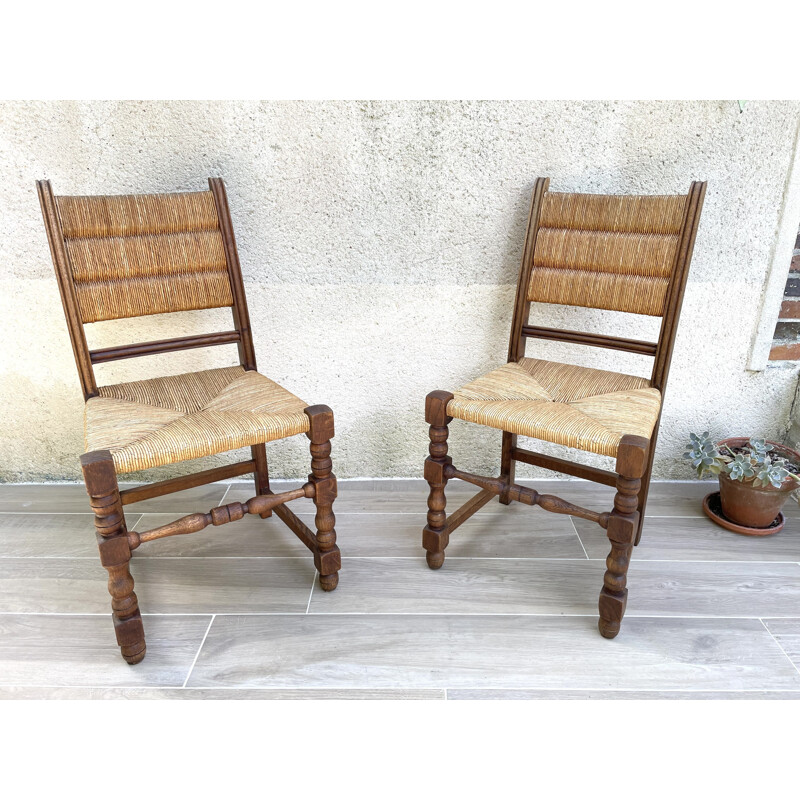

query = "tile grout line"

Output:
[[0, 680, 799, 692], [218, 484, 232, 505], [305, 573, 316, 614], [569, 517, 590, 560], [182, 615, 216, 689], [759, 618, 800, 678]]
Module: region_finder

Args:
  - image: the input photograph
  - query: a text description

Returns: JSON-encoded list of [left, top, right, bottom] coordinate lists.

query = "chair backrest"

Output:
[[38, 178, 256, 400], [507, 177, 706, 393]]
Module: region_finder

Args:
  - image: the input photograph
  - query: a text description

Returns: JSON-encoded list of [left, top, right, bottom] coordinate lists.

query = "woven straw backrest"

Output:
[[528, 191, 689, 316], [54, 191, 233, 322]]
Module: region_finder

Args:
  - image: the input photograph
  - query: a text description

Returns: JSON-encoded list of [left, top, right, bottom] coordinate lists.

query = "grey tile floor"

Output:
[[1, 479, 799, 700]]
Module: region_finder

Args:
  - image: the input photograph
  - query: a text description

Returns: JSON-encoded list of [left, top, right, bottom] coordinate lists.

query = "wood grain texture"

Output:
[[422, 390, 454, 569], [37, 180, 97, 398], [187, 614, 800, 690], [0, 483, 228, 513], [119, 462, 255, 506], [90, 330, 242, 364], [3, 479, 800, 694], [128, 513, 305, 557], [121, 482, 231, 513], [0, 686, 447, 700], [0, 614, 211, 687], [574, 516, 800, 561], [225, 479, 722, 517], [82, 449, 146, 663], [521, 325, 658, 356], [130, 483, 313, 549], [224, 479, 479, 514], [0, 514, 134, 558], [306, 558, 800, 617], [763, 619, 800, 672], [598, 441, 645, 637], [304, 404, 340, 590], [0, 557, 315, 613], [447, 689, 800, 700]]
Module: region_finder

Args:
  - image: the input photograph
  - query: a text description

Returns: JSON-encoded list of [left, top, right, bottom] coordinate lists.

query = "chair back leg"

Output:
[[251, 442, 272, 517], [499, 431, 516, 505], [633, 423, 660, 545]]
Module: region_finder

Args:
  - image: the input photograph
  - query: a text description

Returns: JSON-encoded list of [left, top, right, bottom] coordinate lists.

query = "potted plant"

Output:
[[683, 433, 800, 532]]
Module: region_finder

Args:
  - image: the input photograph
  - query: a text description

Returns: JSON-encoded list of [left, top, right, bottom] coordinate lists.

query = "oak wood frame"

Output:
[[39, 177, 340, 663], [423, 177, 706, 638]]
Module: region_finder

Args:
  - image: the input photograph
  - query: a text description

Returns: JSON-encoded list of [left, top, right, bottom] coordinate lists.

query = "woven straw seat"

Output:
[[447, 357, 661, 458], [85, 366, 310, 473]]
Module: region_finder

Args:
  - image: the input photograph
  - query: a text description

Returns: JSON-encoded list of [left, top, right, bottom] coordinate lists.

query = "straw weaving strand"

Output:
[[85, 367, 310, 473], [447, 357, 661, 458]]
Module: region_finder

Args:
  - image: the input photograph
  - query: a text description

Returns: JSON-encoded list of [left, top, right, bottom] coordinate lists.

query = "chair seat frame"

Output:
[[39, 177, 340, 664], [422, 177, 706, 638]]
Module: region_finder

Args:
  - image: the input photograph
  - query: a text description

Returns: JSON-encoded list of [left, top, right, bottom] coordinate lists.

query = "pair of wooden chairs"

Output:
[[38, 177, 705, 663]]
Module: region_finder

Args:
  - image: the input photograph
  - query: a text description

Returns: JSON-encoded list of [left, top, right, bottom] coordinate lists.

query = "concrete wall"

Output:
[[2, 100, 799, 482]]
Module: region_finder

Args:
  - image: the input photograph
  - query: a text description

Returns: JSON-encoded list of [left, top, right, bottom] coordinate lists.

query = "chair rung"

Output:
[[119, 460, 256, 505], [511, 447, 618, 487], [521, 325, 657, 356], [129, 483, 315, 549], [90, 331, 242, 364], [444, 488, 496, 534]]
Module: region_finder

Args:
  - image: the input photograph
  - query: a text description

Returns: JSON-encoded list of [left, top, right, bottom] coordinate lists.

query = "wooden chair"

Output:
[[422, 178, 706, 638], [37, 178, 341, 663]]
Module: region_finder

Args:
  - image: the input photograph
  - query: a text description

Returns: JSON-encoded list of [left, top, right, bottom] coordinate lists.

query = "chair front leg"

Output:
[[598, 435, 648, 639], [80, 450, 146, 664], [422, 391, 454, 570], [305, 405, 340, 592]]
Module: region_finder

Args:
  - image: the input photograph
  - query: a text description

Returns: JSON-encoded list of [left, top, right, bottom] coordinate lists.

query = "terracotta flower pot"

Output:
[[717, 438, 799, 528]]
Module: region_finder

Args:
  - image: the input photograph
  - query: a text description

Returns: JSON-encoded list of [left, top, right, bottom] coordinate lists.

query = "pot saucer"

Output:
[[702, 491, 784, 536]]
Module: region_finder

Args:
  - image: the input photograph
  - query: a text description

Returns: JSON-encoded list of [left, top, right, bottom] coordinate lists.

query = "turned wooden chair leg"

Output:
[[305, 405, 340, 591], [422, 391, 454, 570], [599, 435, 648, 639], [81, 450, 146, 664], [251, 442, 272, 518]]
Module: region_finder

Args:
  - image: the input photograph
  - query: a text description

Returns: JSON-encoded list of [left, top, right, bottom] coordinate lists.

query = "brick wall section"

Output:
[[770, 224, 800, 360]]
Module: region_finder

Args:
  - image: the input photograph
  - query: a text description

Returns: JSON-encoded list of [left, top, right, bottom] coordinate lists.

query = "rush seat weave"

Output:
[[56, 191, 233, 322], [85, 366, 310, 473], [447, 357, 661, 458], [528, 192, 688, 316]]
